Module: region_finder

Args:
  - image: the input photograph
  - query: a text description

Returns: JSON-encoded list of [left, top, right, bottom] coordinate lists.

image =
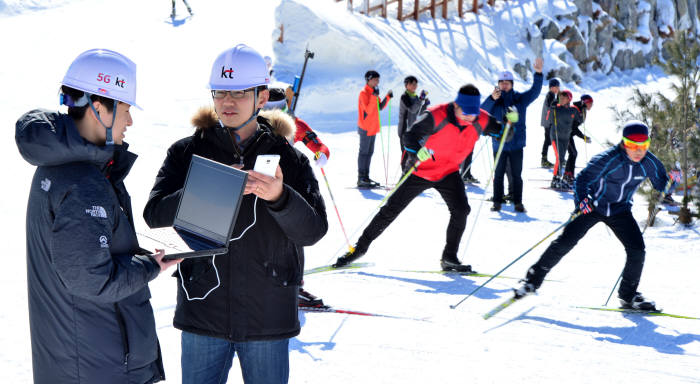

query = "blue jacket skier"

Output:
[[515, 121, 669, 311]]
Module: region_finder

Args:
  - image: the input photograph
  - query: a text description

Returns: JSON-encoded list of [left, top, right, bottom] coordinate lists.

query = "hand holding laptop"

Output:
[[151, 249, 183, 272]]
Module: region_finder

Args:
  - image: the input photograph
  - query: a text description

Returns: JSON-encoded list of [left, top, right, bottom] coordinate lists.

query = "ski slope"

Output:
[[1, 0, 699, 383]]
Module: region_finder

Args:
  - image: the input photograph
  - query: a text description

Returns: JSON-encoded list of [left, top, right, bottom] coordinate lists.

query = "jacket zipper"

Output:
[[114, 303, 130, 369]]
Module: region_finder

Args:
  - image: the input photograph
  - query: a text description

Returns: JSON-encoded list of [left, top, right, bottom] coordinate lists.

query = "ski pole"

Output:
[[377, 98, 388, 186], [317, 161, 354, 253], [602, 178, 674, 306], [459, 138, 488, 179], [451, 211, 582, 310], [325, 158, 423, 264], [459, 122, 512, 261], [582, 121, 589, 163], [385, 100, 391, 187]]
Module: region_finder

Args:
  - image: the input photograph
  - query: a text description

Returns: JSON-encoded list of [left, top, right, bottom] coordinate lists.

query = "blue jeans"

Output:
[[181, 331, 289, 384]]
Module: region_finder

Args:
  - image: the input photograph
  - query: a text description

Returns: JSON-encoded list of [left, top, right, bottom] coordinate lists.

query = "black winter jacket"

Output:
[[15, 110, 164, 384], [143, 108, 327, 342]]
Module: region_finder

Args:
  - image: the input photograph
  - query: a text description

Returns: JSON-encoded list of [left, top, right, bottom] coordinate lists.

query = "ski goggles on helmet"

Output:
[[211, 88, 256, 99], [622, 137, 651, 151]]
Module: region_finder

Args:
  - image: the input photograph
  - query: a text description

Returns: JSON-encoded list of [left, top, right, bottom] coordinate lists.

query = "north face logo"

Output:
[[86, 206, 108, 218]]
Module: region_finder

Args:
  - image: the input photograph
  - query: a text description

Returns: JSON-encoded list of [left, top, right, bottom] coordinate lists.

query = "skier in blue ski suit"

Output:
[[516, 121, 669, 311]]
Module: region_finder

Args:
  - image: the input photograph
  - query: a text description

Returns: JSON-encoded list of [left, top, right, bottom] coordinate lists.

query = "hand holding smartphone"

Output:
[[253, 154, 280, 177]]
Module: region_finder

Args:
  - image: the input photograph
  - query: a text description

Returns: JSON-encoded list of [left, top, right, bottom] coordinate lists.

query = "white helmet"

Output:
[[498, 71, 514, 82], [62, 48, 140, 109], [209, 44, 270, 90]]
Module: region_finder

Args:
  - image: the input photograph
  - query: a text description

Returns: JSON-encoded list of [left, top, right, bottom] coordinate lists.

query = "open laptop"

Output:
[[140, 155, 248, 260]]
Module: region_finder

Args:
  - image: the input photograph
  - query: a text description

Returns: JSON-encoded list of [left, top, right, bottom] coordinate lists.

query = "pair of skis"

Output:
[[483, 293, 699, 320]]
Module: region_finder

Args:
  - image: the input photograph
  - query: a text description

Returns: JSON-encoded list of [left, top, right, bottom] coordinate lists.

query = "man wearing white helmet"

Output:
[[16, 49, 180, 384], [481, 59, 544, 213], [143, 44, 328, 384]]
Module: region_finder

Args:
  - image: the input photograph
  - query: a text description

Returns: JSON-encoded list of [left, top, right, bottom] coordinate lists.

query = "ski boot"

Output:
[[462, 173, 480, 184], [562, 172, 574, 186], [333, 244, 367, 268], [490, 202, 502, 212], [298, 288, 324, 308], [662, 194, 677, 206], [514, 203, 526, 213], [541, 157, 554, 168], [440, 254, 473, 273], [550, 176, 562, 189], [513, 280, 536, 299], [357, 177, 380, 189], [619, 292, 658, 311]]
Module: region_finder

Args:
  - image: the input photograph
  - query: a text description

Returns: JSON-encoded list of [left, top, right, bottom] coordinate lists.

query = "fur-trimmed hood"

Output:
[[191, 107, 296, 142]]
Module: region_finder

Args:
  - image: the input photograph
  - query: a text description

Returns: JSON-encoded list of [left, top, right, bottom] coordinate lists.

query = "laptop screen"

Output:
[[174, 155, 248, 245]]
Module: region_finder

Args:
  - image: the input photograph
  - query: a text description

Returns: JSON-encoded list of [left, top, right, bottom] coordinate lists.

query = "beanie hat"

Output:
[[581, 94, 593, 105], [455, 84, 481, 115], [622, 120, 649, 142], [548, 78, 560, 87]]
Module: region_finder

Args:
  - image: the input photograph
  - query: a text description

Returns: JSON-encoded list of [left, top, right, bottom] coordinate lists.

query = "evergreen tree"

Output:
[[610, 30, 699, 226]]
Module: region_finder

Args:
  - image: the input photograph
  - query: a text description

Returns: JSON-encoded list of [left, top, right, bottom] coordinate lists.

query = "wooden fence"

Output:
[[340, 0, 503, 20]]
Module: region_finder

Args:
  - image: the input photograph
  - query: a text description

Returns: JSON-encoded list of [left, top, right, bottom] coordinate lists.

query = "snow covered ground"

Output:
[[1, 0, 699, 383]]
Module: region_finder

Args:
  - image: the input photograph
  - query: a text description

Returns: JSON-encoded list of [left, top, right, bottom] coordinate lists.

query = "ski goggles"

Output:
[[211, 88, 255, 99], [622, 137, 651, 151]]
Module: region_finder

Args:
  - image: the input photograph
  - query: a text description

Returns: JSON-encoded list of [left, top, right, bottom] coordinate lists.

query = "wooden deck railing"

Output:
[[340, 0, 504, 20]]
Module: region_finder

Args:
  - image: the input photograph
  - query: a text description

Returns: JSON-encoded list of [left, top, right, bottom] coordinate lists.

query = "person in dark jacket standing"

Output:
[[143, 44, 328, 384], [540, 77, 560, 168], [481, 58, 544, 213], [15, 49, 179, 384], [563, 94, 594, 184], [513, 121, 668, 311], [546, 90, 582, 189], [333, 84, 515, 272], [398, 75, 429, 171], [357, 70, 392, 188]]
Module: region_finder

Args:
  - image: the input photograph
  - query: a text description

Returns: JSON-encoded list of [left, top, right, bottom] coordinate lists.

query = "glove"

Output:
[[417, 147, 432, 162], [314, 152, 328, 168], [387, 90, 393, 98], [505, 106, 519, 123], [578, 197, 593, 215], [372, 87, 379, 96], [583, 135, 592, 144], [419, 90, 427, 100]]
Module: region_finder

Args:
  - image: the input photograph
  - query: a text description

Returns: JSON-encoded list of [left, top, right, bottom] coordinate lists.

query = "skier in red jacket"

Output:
[[334, 84, 517, 272]]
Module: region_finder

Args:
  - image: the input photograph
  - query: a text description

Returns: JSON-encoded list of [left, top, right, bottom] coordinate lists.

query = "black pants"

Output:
[[550, 127, 570, 177], [357, 172, 470, 258], [526, 210, 645, 302], [493, 148, 522, 204], [565, 137, 577, 175], [357, 127, 376, 179], [541, 125, 551, 158]]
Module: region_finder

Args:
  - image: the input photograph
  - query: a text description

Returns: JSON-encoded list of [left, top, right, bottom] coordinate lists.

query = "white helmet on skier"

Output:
[[498, 71, 514, 82], [209, 44, 270, 91], [62, 48, 140, 109]]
